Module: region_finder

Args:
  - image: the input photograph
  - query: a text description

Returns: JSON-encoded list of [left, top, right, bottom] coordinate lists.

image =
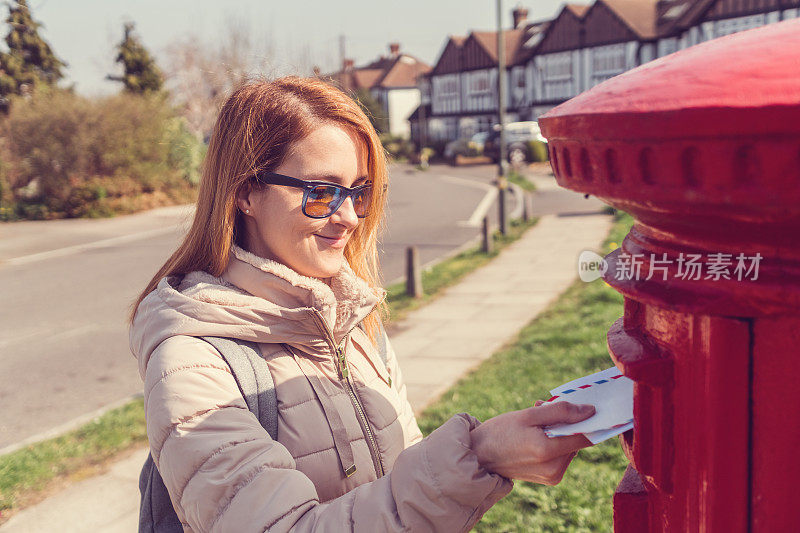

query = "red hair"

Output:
[[128, 76, 388, 340]]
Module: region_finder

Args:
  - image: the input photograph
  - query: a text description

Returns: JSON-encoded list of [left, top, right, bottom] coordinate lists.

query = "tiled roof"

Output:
[[471, 28, 527, 65], [361, 56, 396, 71], [321, 48, 431, 92], [351, 69, 384, 90], [656, 0, 696, 36], [565, 3, 590, 17], [601, 0, 659, 39], [517, 20, 552, 62], [375, 55, 431, 88], [407, 102, 431, 121], [670, 0, 716, 33]]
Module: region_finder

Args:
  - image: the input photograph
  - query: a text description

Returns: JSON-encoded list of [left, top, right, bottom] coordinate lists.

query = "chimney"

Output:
[[512, 6, 528, 28], [343, 58, 354, 71], [389, 42, 400, 56]]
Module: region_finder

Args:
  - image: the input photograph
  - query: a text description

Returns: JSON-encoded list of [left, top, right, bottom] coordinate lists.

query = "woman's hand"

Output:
[[469, 401, 595, 485]]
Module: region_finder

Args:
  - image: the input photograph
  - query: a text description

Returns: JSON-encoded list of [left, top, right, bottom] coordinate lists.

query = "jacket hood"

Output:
[[129, 244, 383, 380]]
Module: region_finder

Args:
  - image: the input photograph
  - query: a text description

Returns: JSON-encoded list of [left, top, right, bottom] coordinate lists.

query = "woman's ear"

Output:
[[236, 180, 254, 214]]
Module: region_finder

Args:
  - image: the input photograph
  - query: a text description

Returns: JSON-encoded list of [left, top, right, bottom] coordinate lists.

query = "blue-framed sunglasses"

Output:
[[252, 171, 373, 219]]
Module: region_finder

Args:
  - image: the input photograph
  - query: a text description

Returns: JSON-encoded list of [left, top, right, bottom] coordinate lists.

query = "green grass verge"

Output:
[[417, 211, 634, 532], [506, 170, 537, 192], [386, 217, 538, 321], [0, 399, 147, 517], [0, 215, 540, 521]]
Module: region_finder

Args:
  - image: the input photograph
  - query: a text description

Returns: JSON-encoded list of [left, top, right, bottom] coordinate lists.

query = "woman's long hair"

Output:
[[128, 76, 389, 341]]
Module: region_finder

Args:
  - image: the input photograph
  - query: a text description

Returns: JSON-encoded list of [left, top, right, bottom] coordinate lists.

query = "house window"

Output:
[[591, 44, 626, 86], [543, 51, 572, 79], [467, 71, 490, 95], [441, 77, 458, 95], [658, 38, 679, 57], [541, 52, 573, 100], [714, 14, 766, 37]]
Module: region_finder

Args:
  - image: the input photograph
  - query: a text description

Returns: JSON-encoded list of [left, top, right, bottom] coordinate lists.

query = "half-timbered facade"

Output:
[[656, 0, 800, 56], [414, 8, 547, 143], [529, 4, 588, 118], [415, 1, 800, 145]]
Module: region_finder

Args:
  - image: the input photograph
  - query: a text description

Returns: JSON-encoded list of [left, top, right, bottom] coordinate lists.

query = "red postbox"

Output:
[[539, 19, 800, 533]]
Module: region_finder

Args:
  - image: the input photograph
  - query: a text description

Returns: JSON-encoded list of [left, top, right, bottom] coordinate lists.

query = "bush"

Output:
[[164, 116, 206, 186], [446, 138, 482, 161], [0, 156, 15, 221], [528, 140, 549, 162], [0, 87, 203, 219], [379, 133, 415, 162], [427, 140, 449, 161]]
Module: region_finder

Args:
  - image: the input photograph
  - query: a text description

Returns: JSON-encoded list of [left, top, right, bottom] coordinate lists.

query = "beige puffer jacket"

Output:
[[129, 244, 513, 532]]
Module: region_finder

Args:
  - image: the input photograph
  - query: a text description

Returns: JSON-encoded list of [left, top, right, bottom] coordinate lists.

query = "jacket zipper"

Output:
[[311, 309, 385, 478]]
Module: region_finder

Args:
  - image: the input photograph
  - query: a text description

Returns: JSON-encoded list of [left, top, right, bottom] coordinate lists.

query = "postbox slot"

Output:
[[607, 318, 674, 386]]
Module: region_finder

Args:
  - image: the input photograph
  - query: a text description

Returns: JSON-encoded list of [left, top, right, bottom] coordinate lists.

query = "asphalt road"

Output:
[[0, 163, 515, 449]]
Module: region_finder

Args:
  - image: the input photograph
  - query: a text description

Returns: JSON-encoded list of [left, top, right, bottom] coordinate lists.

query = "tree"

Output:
[[0, 0, 66, 108], [353, 88, 387, 134], [164, 17, 274, 139], [107, 22, 163, 94]]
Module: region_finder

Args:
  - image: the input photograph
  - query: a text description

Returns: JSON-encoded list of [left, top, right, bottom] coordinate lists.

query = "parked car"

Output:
[[443, 137, 469, 161], [443, 133, 485, 163], [483, 121, 548, 164], [468, 131, 490, 154]]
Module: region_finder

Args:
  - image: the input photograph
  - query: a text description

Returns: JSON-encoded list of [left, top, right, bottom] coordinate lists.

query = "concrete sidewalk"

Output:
[[0, 210, 613, 532]]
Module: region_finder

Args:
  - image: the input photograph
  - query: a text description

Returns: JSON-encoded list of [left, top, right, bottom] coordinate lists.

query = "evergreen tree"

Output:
[[108, 22, 163, 94], [0, 0, 66, 106]]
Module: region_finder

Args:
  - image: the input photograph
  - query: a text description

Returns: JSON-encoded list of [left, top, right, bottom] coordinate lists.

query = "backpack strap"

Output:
[[200, 336, 279, 441], [139, 336, 279, 533], [138, 453, 184, 533]]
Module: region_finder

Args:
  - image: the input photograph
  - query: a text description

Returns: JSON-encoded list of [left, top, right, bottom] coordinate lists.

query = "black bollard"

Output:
[[405, 246, 423, 298], [482, 216, 493, 254]]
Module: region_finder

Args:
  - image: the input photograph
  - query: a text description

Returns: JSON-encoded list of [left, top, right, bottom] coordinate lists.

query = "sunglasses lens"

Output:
[[305, 186, 342, 217], [353, 186, 372, 217]]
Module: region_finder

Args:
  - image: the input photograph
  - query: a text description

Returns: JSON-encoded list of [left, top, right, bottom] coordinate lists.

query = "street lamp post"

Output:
[[496, 0, 508, 235]]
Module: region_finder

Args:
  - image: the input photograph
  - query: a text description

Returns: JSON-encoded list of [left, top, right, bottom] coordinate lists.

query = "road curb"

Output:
[[385, 182, 527, 287], [0, 393, 143, 457]]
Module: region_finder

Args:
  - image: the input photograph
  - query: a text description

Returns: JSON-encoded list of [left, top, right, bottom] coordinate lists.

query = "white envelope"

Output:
[[543, 367, 634, 444]]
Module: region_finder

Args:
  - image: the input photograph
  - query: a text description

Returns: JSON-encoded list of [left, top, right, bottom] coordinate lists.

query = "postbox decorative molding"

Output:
[[540, 18, 800, 533]]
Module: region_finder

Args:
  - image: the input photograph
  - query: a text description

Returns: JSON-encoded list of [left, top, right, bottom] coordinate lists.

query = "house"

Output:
[[528, 4, 590, 118], [656, 0, 800, 56], [416, 1, 800, 146], [320, 44, 431, 139], [528, 0, 800, 117], [412, 7, 543, 144]]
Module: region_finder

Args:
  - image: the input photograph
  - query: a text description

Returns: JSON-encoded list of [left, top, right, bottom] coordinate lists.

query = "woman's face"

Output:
[[236, 124, 369, 279]]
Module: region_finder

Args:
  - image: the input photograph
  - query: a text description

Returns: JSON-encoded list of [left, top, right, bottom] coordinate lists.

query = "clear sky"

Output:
[[21, 0, 567, 97]]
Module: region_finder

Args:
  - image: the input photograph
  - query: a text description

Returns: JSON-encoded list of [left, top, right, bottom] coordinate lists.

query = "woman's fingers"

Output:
[[518, 451, 580, 485], [534, 400, 545, 407], [527, 401, 595, 426], [541, 432, 594, 458]]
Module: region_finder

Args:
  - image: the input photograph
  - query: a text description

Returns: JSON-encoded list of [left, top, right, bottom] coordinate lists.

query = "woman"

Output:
[[129, 76, 595, 532]]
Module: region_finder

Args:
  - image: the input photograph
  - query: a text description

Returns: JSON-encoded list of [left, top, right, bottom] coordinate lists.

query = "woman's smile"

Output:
[[313, 231, 349, 249]]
